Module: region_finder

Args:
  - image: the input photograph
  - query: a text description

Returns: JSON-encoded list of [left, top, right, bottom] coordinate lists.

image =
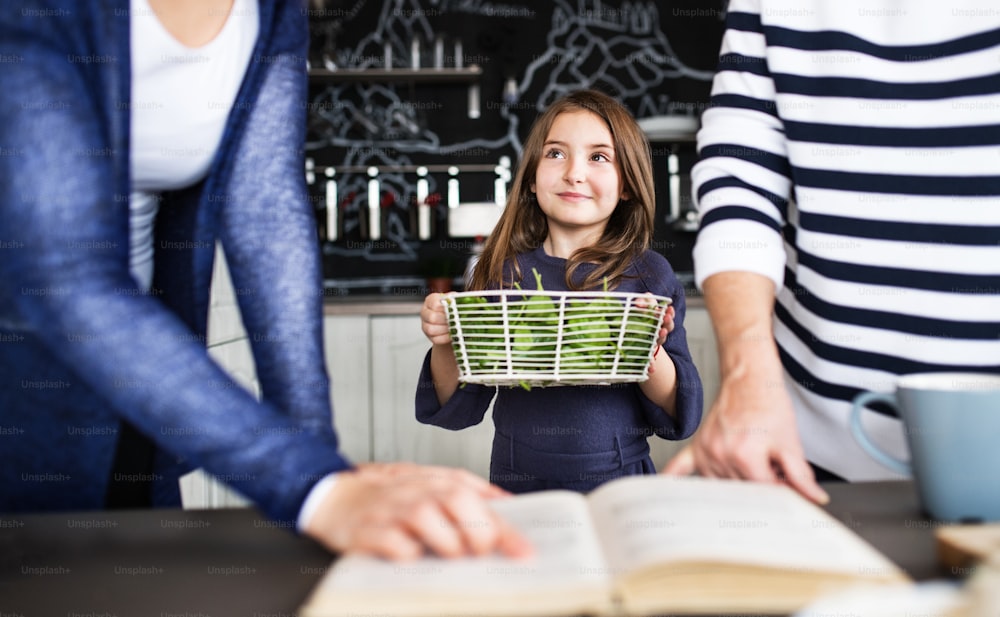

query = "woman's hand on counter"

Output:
[[303, 462, 534, 561]]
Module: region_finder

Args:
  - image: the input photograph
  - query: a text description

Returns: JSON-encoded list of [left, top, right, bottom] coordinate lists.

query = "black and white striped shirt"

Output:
[[692, 0, 1000, 480]]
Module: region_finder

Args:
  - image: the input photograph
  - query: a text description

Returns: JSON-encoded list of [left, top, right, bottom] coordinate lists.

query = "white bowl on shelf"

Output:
[[637, 115, 700, 142]]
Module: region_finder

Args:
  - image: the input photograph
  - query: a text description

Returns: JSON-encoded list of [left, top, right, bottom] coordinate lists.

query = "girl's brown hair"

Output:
[[468, 89, 655, 291]]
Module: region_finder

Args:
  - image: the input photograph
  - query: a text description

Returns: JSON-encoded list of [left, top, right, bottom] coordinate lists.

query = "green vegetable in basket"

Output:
[[592, 278, 627, 367], [508, 269, 558, 368], [453, 294, 505, 372], [559, 277, 619, 371], [505, 285, 531, 355], [453, 295, 486, 343], [560, 315, 596, 369], [622, 296, 667, 365], [510, 321, 534, 352], [595, 278, 623, 334], [450, 295, 482, 362], [526, 267, 559, 346], [530, 268, 557, 318]]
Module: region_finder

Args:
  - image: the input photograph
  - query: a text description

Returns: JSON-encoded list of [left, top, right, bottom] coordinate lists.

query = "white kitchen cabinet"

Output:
[[647, 305, 720, 469], [323, 315, 372, 464], [683, 306, 721, 404], [320, 312, 495, 478], [367, 315, 495, 479]]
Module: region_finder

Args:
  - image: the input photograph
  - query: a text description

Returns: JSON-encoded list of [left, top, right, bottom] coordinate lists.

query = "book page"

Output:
[[307, 491, 612, 597], [587, 476, 902, 580]]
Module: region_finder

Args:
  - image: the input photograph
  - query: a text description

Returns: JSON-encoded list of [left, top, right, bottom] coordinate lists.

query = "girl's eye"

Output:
[[591, 152, 612, 163], [544, 149, 564, 159]]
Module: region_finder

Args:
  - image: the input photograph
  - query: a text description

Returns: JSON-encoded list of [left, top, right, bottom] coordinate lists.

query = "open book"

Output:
[[299, 476, 908, 617]]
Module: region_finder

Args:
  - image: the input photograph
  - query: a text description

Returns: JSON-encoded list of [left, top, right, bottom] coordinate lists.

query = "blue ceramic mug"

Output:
[[851, 372, 1000, 522]]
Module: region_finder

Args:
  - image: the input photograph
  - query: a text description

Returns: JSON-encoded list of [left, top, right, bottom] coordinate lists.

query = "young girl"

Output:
[[416, 89, 703, 493]]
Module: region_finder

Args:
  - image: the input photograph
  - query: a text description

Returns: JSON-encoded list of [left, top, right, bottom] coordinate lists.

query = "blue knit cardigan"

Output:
[[0, 0, 350, 524]]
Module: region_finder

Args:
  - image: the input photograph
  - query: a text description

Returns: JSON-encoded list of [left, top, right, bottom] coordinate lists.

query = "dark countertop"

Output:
[[822, 480, 946, 582], [324, 293, 426, 315], [0, 507, 331, 617], [0, 481, 955, 617]]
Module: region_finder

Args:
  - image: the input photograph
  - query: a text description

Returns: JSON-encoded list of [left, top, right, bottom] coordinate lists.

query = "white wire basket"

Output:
[[442, 290, 671, 387]]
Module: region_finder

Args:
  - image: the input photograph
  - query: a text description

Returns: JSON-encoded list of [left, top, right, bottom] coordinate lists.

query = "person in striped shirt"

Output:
[[663, 0, 1000, 501]]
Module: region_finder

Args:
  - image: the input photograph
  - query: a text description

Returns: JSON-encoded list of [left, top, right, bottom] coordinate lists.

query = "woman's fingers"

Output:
[[305, 463, 534, 561]]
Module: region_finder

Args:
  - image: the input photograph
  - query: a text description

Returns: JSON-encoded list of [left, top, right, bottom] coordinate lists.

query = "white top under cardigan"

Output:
[[128, 0, 258, 291]]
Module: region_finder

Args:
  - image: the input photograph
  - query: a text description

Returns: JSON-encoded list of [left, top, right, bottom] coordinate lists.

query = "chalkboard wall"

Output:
[[304, 0, 727, 296]]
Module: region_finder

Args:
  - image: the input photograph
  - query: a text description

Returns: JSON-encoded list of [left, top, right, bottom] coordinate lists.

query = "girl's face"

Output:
[[530, 110, 626, 243]]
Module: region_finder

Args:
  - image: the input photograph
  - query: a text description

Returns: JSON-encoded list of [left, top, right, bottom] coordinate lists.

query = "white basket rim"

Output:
[[440, 289, 672, 388], [441, 289, 672, 304]]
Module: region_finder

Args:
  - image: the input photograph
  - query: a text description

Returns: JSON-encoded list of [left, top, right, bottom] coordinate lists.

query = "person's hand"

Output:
[[661, 271, 828, 504], [636, 296, 677, 408], [303, 462, 534, 561], [659, 304, 676, 340], [421, 292, 453, 346], [421, 292, 462, 404], [637, 296, 673, 375], [661, 370, 829, 505], [653, 304, 675, 362]]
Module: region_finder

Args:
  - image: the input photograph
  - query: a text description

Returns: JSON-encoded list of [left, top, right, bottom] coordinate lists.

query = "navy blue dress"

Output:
[[416, 246, 703, 493]]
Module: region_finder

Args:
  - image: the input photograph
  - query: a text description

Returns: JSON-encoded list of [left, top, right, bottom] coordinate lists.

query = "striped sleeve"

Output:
[[691, 0, 792, 292], [689, 0, 1000, 479]]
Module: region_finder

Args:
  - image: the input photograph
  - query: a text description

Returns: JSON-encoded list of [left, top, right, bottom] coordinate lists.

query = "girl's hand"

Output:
[[635, 296, 678, 410], [421, 292, 453, 346], [634, 295, 674, 376], [657, 305, 676, 347], [633, 294, 674, 347]]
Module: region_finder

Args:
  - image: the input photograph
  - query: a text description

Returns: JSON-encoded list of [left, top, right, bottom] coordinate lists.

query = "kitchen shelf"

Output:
[[307, 163, 501, 175], [308, 66, 482, 83]]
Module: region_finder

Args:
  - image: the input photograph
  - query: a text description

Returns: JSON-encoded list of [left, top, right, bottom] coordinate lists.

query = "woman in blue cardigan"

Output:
[[0, 0, 527, 561]]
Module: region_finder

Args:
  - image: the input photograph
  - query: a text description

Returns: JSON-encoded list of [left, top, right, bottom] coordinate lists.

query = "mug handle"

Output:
[[850, 391, 911, 476]]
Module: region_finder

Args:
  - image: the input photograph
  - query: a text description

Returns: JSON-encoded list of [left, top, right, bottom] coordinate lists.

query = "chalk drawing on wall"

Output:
[[307, 0, 716, 264]]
